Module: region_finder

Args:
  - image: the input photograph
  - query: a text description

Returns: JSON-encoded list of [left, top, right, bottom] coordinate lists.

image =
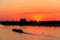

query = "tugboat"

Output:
[[12, 29, 24, 33]]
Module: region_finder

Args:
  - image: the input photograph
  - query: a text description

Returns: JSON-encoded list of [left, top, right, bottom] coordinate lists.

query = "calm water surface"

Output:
[[0, 25, 60, 40]]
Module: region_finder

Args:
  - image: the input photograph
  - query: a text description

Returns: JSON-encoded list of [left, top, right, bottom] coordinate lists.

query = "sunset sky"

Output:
[[0, 0, 60, 21]]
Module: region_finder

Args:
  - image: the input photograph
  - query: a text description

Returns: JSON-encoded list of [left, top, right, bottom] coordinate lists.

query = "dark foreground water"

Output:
[[0, 25, 60, 40]]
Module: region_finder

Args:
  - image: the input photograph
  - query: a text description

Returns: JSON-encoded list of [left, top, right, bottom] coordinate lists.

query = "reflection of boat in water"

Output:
[[12, 29, 24, 33], [12, 29, 43, 35], [12, 29, 45, 35], [12, 29, 36, 35]]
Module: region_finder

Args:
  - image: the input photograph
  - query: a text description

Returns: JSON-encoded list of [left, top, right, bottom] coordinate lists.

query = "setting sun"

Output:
[[32, 14, 44, 21], [36, 20, 40, 22]]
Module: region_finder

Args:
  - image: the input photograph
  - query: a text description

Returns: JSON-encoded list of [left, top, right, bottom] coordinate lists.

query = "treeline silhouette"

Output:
[[0, 19, 60, 26]]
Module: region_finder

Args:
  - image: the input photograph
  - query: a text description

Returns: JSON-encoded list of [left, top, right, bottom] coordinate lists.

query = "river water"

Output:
[[0, 25, 60, 40]]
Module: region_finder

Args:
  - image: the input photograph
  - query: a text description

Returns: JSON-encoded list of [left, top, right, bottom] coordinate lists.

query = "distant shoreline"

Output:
[[0, 21, 60, 26]]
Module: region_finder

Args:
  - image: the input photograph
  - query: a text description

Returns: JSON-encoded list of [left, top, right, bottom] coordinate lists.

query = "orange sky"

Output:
[[0, 0, 60, 21]]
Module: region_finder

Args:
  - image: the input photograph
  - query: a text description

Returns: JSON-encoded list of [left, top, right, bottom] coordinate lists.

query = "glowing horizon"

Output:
[[0, 0, 60, 21]]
